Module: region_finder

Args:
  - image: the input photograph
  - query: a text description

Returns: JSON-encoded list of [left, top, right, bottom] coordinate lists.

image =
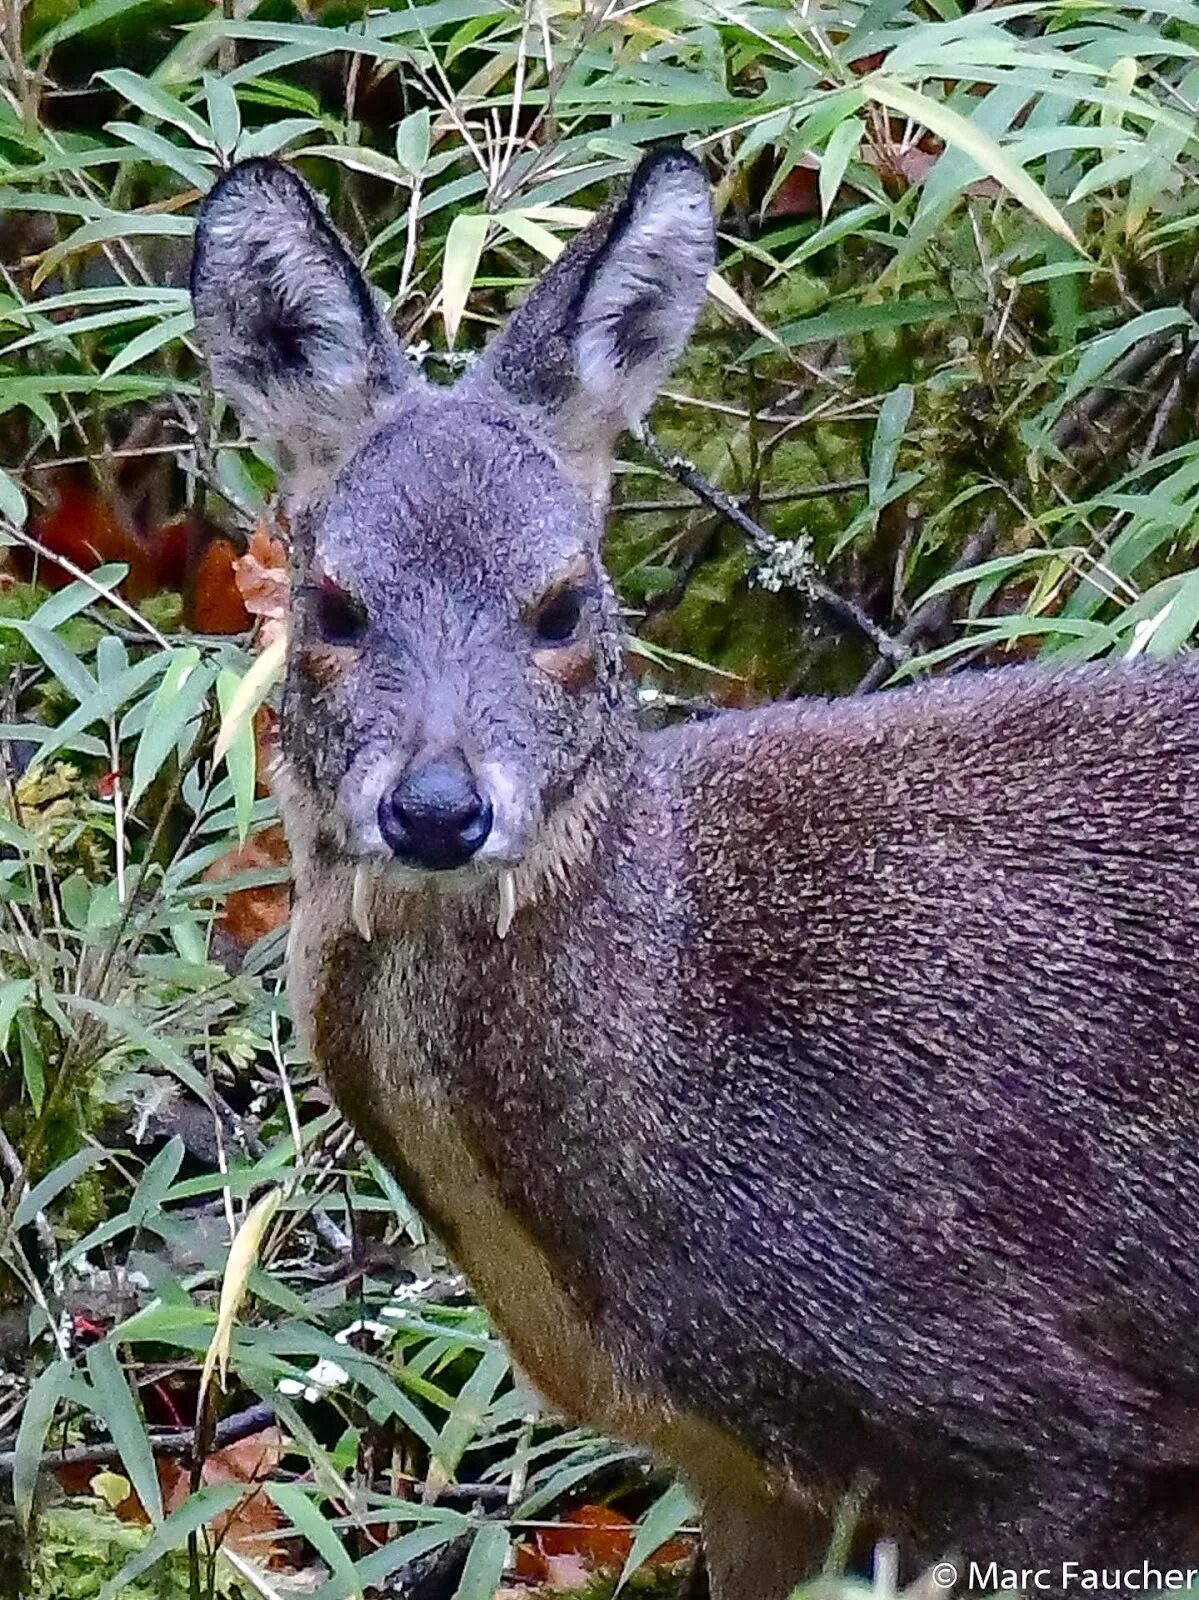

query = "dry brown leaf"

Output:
[[203, 821, 292, 949], [160, 1428, 288, 1563], [234, 524, 290, 649]]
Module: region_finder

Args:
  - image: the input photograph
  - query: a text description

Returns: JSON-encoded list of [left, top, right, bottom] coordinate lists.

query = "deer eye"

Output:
[[310, 579, 368, 646], [532, 588, 584, 645]]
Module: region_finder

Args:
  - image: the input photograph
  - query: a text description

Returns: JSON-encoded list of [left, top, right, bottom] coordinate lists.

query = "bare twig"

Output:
[[638, 430, 907, 666], [855, 513, 1001, 693], [0, 1402, 278, 1478], [1136, 366, 1185, 468], [613, 480, 868, 516]]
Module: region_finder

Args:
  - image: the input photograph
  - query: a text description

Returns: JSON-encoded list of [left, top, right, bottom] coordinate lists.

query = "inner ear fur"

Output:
[[190, 159, 418, 463], [466, 148, 715, 500]]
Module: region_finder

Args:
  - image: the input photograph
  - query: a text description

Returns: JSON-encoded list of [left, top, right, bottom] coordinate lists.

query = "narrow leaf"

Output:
[[453, 1523, 510, 1600], [197, 1187, 282, 1416], [97, 1482, 244, 1600], [441, 212, 490, 348], [13, 1359, 73, 1528], [85, 1342, 164, 1523], [863, 77, 1082, 251]]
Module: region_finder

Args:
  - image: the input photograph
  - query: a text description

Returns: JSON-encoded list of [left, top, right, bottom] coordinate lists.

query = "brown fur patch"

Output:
[[534, 640, 596, 691], [296, 643, 359, 689]]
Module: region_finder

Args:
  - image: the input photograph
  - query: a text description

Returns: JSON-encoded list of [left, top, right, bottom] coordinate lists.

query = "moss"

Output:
[[26, 1504, 189, 1600]]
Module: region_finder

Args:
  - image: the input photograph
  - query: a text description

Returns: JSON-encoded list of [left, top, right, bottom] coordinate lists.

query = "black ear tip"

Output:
[[623, 146, 713, 229], [629, 144, 708, 196], [197, 157, 312, 224], [192, 158, 330, 299]]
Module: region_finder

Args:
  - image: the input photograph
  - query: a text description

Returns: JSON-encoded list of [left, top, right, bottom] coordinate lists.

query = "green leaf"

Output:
[[15, 1147, 110, 1228], [65, 999, 218, 1111], [61, 1138, 187, 1271], [0, 469, 27, 526], [267, 1484, 363, 1598], [97, 69, 214, 147], [320, 1521, 467, 1600], [29, 650, 173, 770], [13, 1359, 73, 1528], [85, 1342, 164, 1524], [0, 815, 36, 851], [453, 1524, 510, 1600], [869, 384, 914, 509], [1131, 569, 1199, 658], [215, 666, 258, 841], [862, 76, 1081, 251], [615, 1481, 696, 1593], [30, 564, 130, 628], [753, 298, 954, 356], [396, 108, 432, 176], [234, 117, 324, 160], [18, 1013, 46, 1112], [103, 308, 194, 376], [105, 121, 216, 189], [0, 978, 34, 1057], [915, 548, 1070, 606], [432, 1344, 509, 1479], [819, 114, 861, 220], [97, 1482, 245, 1600], [1052, 307, 1194, 428], [30, 0, 156, 57], [441, 212, 490, 348], [0, 620, 97, 704], [204, 72, 242, 156], [129, 648, 210, 806], [33, 211, 194, 287], [516, 1445, 635, 1517]]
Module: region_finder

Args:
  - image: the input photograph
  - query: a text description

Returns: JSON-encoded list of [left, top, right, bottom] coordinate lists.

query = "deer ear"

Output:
[[190, 159, 418, 468], [468, 149, 714, 500]]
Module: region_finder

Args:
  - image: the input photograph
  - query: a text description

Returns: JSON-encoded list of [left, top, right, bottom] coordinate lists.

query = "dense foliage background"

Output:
[[3, 0, 1199, 1592]]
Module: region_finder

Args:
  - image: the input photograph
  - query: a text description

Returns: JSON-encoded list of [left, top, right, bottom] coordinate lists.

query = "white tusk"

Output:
[[352, 863, 373, 943], [496, 869, 516, 939]]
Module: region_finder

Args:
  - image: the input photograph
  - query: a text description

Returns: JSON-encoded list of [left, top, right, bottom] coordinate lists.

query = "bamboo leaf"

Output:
[[615, 1481, 696, 1593], [85, 1342, 164, 1524], [862, 76, 1082, 251], [215, 665, 259, 841], [453, 1524, 510, 1600], [13, 1359, 73, 1528], [441, 212, 490, 348], [197, 1187, 283, 1416], [97, 1483, 245, 1600], [129, 648, 210, 805]]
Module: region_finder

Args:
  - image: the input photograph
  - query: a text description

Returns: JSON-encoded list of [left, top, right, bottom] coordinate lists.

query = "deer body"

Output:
[[192, 155, 1199, 1597]]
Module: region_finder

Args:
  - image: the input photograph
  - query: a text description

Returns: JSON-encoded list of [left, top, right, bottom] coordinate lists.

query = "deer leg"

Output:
[[697, 1480, 826, 1600]]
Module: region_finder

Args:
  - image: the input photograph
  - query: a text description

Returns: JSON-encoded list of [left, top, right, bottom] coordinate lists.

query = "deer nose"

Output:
[[377, 755, 492, 870]]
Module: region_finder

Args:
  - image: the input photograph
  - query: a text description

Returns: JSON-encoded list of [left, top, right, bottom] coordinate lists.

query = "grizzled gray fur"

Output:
[[192, 153, 1199, 1599]]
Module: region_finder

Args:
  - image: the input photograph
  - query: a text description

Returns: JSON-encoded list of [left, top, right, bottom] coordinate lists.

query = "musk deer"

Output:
[[192, 152, 1199, 1599]]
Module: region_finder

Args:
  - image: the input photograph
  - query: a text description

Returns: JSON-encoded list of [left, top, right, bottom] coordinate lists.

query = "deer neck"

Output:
[[286, 714, 667, 1061]]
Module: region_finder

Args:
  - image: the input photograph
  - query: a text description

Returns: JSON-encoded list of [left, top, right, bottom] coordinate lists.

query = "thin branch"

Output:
[[1136, 365, 1185, 468], [855, 512, 1001, 693], [0, 1398, 507, 1506], [0, 1402, 278, 1478], [637, 430, 907, 666], [613, 480, 868, 516]]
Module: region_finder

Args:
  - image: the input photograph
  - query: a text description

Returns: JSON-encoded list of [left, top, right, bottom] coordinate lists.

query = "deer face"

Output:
[[190, 154, 713, 891]]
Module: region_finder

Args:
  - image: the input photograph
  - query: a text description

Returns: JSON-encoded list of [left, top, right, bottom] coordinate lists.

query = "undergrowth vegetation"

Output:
[[3, 0, 1199, 1592]]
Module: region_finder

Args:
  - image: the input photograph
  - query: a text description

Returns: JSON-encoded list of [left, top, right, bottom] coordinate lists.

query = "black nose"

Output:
[[377, 754, 492, 870]]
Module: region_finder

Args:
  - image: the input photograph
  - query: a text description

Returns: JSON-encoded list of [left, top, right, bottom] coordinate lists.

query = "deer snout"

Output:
[[377, 753, 493, 871]]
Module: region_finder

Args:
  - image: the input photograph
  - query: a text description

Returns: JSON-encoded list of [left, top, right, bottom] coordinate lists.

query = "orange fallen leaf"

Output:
[[515, 1502, 693, 1587], [539, 1504, 636, 1567], [203, 822, 291, 949], [234, 524, 290, 649], [160, 1428, 287, 1563]]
